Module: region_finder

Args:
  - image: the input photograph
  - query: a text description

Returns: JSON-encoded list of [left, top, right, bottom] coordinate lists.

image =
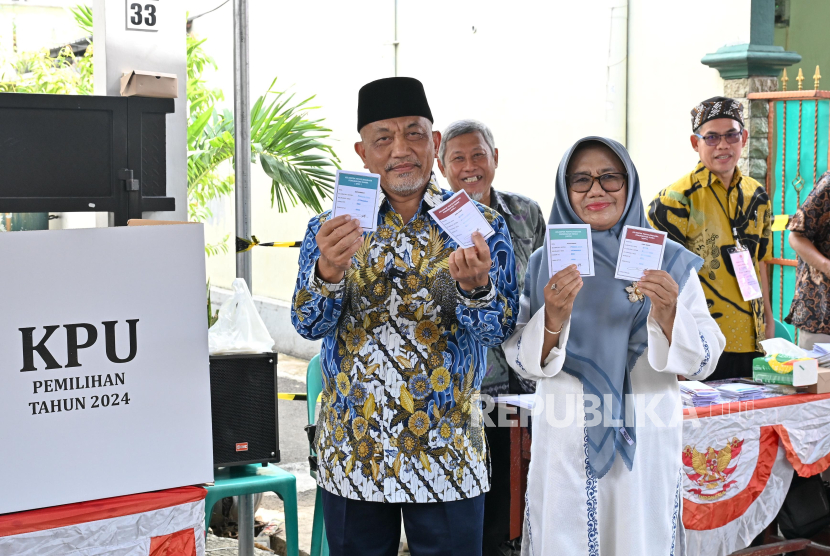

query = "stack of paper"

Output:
[[804, 343, 830, 367], [679, 381, 720, 407], [715, 383, 766, 401]]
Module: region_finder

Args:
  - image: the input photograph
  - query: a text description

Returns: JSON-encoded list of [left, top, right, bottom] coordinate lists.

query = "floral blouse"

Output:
[[291, 178, 518, 503], [787, 172, 830, 334]]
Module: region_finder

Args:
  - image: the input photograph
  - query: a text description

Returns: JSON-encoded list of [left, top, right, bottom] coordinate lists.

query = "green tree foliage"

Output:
[[0, 44, 93, 95], [70, 5, 93, 36], [187, 78, 340, 219]]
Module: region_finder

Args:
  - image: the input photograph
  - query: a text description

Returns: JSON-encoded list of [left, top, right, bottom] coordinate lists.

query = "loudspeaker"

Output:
[[209, 353, 280, 468]]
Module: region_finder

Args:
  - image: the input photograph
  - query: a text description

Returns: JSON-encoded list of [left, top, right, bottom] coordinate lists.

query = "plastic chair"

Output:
[[774, 319, 794, 343], [306, 355, 330, 556], [204, 468, 299, 556]]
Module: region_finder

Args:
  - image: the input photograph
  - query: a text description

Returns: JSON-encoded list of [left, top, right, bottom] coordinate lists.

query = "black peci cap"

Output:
[[357, 77, 434, 132]]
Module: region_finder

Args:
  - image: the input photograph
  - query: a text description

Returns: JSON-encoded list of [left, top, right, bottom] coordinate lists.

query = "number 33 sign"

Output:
[[126, 0, 158, 31]]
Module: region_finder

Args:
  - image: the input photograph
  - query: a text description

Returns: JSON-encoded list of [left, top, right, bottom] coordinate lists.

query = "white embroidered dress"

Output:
[[504, 269, 725, 556]]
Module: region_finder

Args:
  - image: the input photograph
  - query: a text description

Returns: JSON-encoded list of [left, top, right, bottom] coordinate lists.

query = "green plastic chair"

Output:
[[204, 464, 299, 556], [774, 319, 794, 342], [306, 354, 330, 556]]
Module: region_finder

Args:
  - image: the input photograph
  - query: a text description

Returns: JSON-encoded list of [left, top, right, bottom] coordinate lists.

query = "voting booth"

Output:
[[0, 224, 213, 515]]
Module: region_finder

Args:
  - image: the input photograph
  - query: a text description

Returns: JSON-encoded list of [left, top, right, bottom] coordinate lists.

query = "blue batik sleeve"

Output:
[[455, 214, 519, 347], [291, 214, 344, 341]]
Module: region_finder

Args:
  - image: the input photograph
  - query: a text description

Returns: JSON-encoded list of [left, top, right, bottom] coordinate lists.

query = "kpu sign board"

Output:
[[0, 224, 213, 514]]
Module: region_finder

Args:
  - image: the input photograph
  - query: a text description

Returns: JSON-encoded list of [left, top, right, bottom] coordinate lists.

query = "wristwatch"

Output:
[[457, 279, 492, 300]]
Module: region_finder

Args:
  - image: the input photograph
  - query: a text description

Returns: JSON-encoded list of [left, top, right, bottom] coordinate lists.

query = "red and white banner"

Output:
[[681, 393, 830, 556], [0, 486, 207, 556]]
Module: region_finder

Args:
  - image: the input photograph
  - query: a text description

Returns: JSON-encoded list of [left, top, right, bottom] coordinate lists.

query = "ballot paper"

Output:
[[614, 226, 667, 281], [331, 169, 381, 231], [428, 190, 495, 248], [546, 225, 594, 276]]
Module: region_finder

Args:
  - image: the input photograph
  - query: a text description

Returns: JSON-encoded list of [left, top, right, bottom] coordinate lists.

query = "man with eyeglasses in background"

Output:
[[647, 97, 774, 381]]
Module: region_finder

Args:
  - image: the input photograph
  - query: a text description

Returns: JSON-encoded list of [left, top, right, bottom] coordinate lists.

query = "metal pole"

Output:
[[234, 0, 252, 290], [393, 0, 398, 76], [237, 494, 255, 555], [233, 1, 255, 554]]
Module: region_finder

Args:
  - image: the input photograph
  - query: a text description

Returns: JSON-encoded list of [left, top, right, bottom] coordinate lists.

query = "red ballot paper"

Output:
[[614, 226, 667, 281], [428, 190, 495, 248]]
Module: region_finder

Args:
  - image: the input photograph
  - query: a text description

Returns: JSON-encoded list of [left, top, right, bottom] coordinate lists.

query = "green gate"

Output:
[[751, 81, 830, 340]]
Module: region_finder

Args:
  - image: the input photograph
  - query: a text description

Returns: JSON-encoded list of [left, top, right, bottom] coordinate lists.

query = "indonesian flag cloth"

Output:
[[0, 486, 207, 556], [681, 393, 830, 556]]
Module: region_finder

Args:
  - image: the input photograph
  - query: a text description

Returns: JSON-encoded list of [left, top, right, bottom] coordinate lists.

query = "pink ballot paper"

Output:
[[730, 248, 763, 300], [428, 190, 495, 248], [614, 226, 668, 281]]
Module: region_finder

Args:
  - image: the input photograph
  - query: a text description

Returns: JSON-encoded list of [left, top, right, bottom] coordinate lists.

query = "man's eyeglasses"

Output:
[[566, 172, 627, 193], [694, 130, 743, 147]]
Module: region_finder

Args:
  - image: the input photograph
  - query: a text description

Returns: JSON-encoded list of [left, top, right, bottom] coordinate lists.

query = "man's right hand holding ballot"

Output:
[[449, 230, 493, 294], [314, 214, 363, 283]]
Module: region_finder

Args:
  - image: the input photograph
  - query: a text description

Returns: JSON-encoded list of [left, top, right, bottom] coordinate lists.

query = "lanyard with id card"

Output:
[[728, 227, 762, 301]]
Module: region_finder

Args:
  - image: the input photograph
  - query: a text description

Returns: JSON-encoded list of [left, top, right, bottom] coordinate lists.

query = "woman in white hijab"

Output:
[[504, 137, 725, 555]]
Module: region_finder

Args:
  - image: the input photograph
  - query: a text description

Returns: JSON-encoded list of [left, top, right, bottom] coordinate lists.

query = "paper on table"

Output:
[[331, 169, 381, 231], [614, 225, 667, 281], [546, 224, 594, 276], [428, 189, 495, 248]]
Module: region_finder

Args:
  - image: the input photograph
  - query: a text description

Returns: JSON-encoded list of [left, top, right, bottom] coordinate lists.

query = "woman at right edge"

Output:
[[504, 137, 725, 555]]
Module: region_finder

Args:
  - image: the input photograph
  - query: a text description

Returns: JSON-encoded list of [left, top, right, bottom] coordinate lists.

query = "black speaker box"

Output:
[[209, 353, 280, 468]]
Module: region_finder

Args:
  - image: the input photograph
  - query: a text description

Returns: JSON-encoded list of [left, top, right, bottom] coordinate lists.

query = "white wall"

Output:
[[626, 0, 752, 203], [399, 0, 614, 214], [0, 1, 83, 55]]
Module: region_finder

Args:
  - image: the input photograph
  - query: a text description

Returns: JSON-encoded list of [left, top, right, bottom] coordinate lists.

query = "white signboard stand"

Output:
[[0, 224, 213, 514]]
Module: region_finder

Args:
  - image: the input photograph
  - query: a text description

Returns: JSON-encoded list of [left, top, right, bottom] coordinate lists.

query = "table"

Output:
[[502, 393, 830, 556], [0, 486, 207, 555], [206, 464, 299, 556], [682, 393, 830, 556]]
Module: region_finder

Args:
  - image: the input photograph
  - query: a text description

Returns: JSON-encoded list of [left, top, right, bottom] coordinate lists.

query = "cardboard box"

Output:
[[808, 368, 830, 394], [753, 355, 818, 387], [120, 70, 178, 98]]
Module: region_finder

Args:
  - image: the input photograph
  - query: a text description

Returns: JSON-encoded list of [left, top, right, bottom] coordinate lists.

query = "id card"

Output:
[[546, 225, 594, 276], [729, 247, 763, 301], [331, 170, 381, 231], [614, 226, 667, 281], [428, 190, 495, 248]]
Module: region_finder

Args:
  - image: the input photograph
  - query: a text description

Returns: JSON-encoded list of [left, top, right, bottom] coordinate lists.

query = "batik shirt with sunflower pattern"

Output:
[[291, 177, 518, 503], [647, 162, 772, 353]]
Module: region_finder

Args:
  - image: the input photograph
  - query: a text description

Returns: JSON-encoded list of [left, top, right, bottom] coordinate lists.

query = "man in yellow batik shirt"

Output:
[[648, 96, 774, 381]]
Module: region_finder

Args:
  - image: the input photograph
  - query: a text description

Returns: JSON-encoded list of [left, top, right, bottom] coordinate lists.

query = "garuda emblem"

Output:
[[682, 437, 744, 501]]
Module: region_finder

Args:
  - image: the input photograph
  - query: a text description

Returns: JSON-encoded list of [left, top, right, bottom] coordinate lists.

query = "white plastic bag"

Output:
[[208, 278, 275, 354], [760, 337, 808, 358]]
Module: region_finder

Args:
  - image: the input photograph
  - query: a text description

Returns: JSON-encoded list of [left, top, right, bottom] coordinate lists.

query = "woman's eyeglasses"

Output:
[[694, 130, 743, 147], [566, 172, 627, 193]]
